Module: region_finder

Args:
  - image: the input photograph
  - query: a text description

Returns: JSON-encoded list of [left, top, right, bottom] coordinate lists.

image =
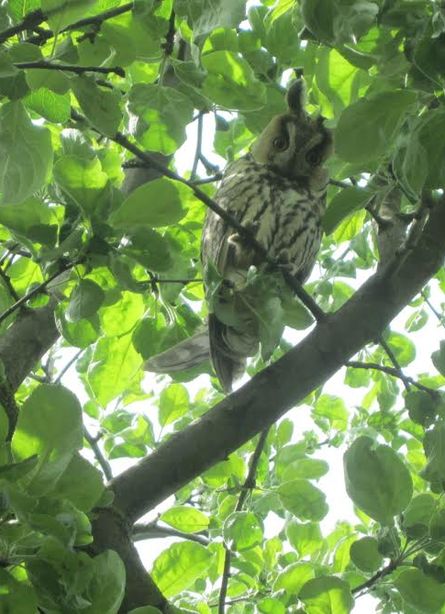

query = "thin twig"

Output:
[[346, 361, 439, 396], [378, 335, 411, 391], [329, 178, 354, 189], [0, 267, 19, 301], [54, 349, 83, 384], [191, 112, 204, 181], [83, 427, 113, 481], [132, 522, 210, 546], [352, 559, 398, 596], [192, 173, 223, 185], [15, 61, 125, 77], [0, 9, 45, 44], [25, 2, 133, 45], [155, 278, 203, 285], [218, 429, 269, 614], [0, 261, 76, 326], [110, 132, 325, 321], [421, 290, 445, 328]]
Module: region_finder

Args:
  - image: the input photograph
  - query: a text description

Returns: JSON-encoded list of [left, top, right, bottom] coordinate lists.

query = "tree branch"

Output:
[[132, 522, 209, 546], [111, 132, 324, 321], [0, 261, 76, 326], [218, 429, 269, 614], [108, 199, 445, 523], [83, 426, 113, 481], [15, 61, 125, 77], [346, 361, 439, 396]]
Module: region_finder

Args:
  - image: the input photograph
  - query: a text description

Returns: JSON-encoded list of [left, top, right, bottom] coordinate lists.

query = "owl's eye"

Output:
[[305, 149, 322, 166], [273, 136, 288, 151]]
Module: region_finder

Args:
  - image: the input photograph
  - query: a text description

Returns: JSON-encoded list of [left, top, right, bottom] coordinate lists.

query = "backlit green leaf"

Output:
[[152, 542, 212, 597], [0, 102, 52, 204], [344, 436, 413, 525]]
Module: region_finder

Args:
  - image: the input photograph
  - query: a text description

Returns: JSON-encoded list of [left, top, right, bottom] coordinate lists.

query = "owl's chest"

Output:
[[220, 167, 322, 245]]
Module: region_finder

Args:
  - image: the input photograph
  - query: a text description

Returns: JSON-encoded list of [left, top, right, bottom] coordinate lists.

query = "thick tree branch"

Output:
[[108, 200, 445, 523]]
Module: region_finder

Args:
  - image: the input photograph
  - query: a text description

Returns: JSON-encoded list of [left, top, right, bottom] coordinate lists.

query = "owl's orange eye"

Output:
[[273, 136, 288, 151]]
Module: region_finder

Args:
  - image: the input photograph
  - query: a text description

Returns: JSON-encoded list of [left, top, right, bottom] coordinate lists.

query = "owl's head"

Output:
[[250, 80, 333, 187]]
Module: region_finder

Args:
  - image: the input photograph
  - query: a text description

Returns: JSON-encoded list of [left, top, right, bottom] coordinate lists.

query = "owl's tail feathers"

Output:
[[208, 315, 256, 393], [144, 329, 210, 373]]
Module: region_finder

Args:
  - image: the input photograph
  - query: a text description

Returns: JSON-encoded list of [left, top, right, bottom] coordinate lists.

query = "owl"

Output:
[[146, 81, 333, 391]]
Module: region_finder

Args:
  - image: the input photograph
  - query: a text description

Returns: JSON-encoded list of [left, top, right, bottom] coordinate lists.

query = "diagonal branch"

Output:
[[112, 132, 324, 320], [108, 198, 445, 523], [15, 61, 125, 77]]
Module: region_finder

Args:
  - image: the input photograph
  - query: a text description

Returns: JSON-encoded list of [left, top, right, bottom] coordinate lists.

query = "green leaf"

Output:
[[110, 178, 191, 229], [281, 458, 329, 482], [0, 196, 56, 244], [87, 334, 143, 406], [405, 390, 438, 427], [55, 453, 105, 512], [258, 598, 285, 614], [395, 568, 445, 613], [336, 90, 416, 164], [152, 542, 212, 597], [432, 341, 445, 376], [422, 423, 445, 484], [300, 576, 354, 614], [0, 102, 53, 204], [11, 384, 83, 494], [224, 511, 263, 551], [72, 76, 122, 137], [202, 51, 266, 110], [384, 331, 416, 367], [53, 155, 109, 216], [343, 436, 413, 525], [313, 395, 348, 431], [286, 521, 323, 557], [86, 550, 125, 614], [42, 0, 95, 31], [277, 479, 328, 521], [273, 562, 314, 595], [0, 455, 38, 481], [175, 0, 246, 39], [159, 383, 190, 427], [129, 84, 194, 155], [323, 187, 370, 234], [161, 506, 209, 533], [350, 537, 383, 572], [100, 291, 145, 337], [403, 494, 436, 539], [67, 280, 105, 322], [0, 568, 38, 613], [24, 87, 70, 123], [429, 508, 445, 542]]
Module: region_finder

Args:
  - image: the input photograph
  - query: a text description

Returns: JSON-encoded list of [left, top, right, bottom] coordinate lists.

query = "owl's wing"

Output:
[[201, 156, 259, 281], [202, 157, 262, 391]]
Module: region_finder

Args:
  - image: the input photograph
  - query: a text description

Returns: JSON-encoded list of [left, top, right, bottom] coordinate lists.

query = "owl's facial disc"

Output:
[[251, 113, 333, 181]]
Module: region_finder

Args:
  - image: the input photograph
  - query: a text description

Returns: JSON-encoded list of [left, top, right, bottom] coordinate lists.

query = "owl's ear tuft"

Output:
[[286, 79, 306, 116]]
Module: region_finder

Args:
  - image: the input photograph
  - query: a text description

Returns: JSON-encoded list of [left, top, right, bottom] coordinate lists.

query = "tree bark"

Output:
[[109, 200, 445, 524]]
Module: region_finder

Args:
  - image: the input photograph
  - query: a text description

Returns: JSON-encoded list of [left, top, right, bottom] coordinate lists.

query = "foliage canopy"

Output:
[[0, 0, 445, 613]]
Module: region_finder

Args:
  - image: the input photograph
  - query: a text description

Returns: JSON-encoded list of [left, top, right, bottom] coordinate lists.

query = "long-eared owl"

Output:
[[146, 81, 333, 391], [201, 80, 333, 390]]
